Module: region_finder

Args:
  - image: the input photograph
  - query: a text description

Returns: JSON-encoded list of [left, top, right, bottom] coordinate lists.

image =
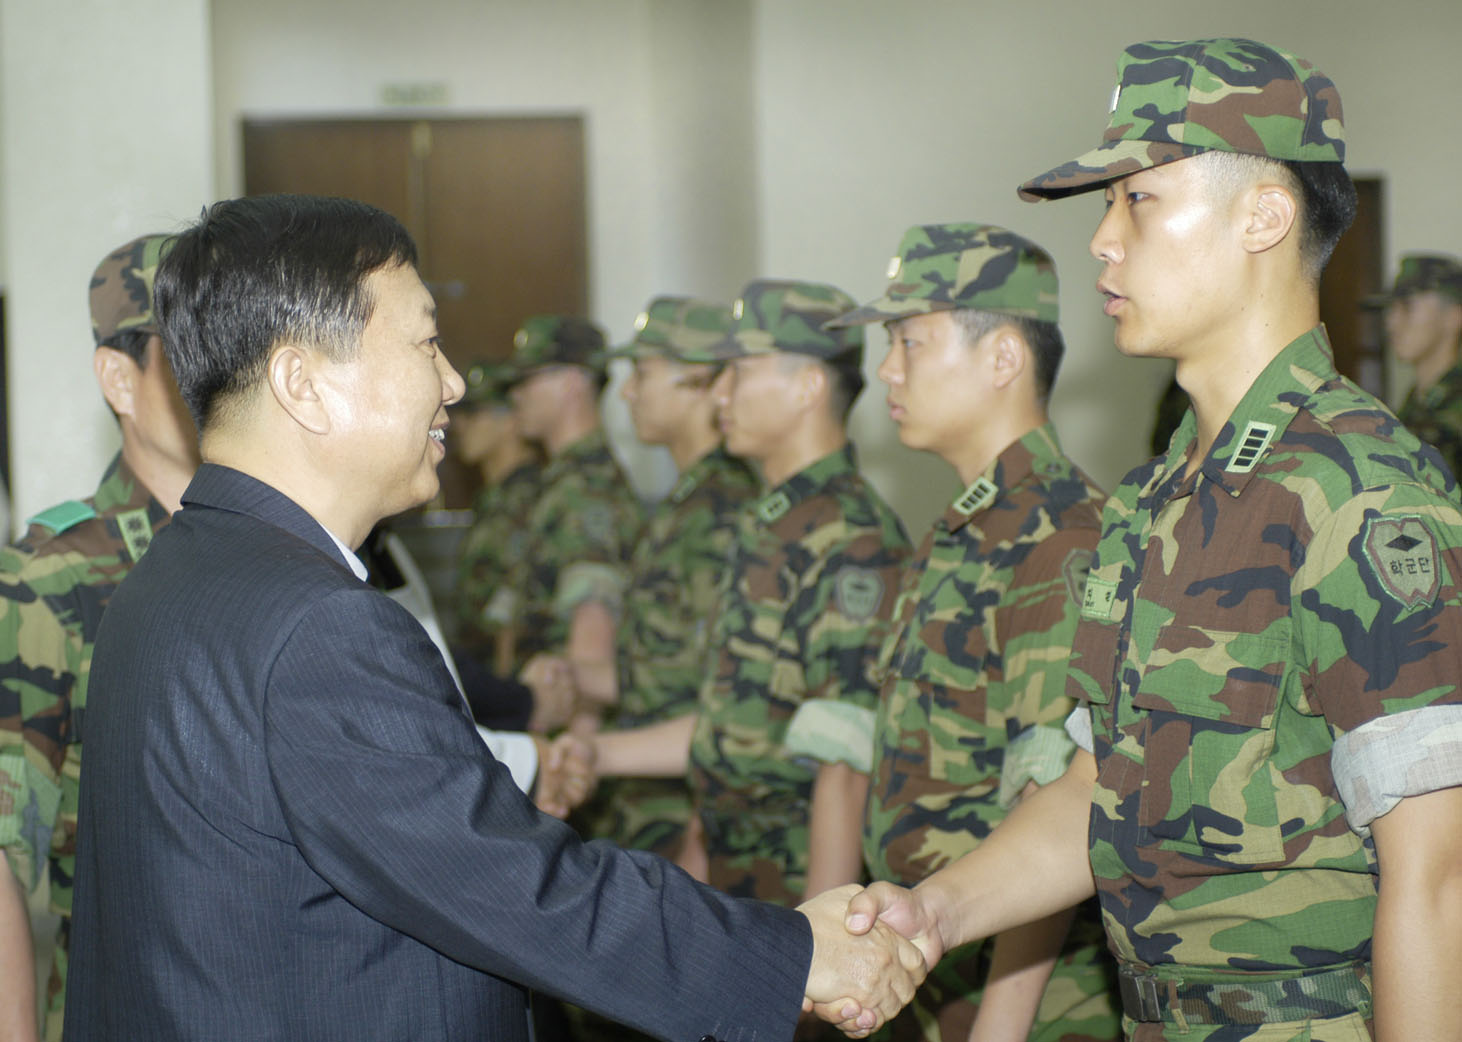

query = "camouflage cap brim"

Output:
[[1018, 138, 1203, 201], [826, 296, 956, 329]]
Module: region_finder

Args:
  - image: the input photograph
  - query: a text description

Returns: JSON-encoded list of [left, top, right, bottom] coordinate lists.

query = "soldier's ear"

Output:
[[267, 343, 332, 436], [988, 327, 1027, 391], [796, 358, 828, 412], [94, 346, 141, 419], [1241, 180, 1298, 257]]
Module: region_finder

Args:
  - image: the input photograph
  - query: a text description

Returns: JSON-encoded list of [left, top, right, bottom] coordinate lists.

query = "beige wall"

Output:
[[0, 0, 212, 529], [3, 0, 1460, 533], [752, 0, 1462, 532]]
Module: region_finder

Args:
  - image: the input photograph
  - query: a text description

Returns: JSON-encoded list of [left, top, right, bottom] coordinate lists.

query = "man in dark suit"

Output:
[[63, 195, 924, 1042]]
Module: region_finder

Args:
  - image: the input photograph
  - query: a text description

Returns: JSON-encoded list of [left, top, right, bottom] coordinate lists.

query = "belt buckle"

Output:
[[1118, 965, 1164, 1023]]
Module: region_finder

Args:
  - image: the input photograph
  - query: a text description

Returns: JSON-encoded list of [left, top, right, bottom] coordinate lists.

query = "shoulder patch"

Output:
[[1062, 547, 1094, 606], [26, 500, 96, 535], [580, 503, 615, 545], [1364, 515, 1441, 609], [834, 566, 884, 621]]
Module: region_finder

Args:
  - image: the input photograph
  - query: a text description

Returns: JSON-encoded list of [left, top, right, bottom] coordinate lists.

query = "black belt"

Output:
[[1118, 962, 1371, 1027]]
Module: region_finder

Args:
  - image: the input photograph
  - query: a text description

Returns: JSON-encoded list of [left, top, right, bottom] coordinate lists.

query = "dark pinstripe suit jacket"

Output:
[[65, 463, 809, 1042]]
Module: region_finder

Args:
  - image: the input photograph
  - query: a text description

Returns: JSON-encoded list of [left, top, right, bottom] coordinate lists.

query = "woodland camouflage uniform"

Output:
[[833, 223, 1120, 1042], [686, 280, 910, 905], [1022, 38, 1462, 1040]]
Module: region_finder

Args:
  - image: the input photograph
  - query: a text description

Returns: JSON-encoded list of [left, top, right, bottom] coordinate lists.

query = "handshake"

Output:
[[798, 882, 946, 1037]]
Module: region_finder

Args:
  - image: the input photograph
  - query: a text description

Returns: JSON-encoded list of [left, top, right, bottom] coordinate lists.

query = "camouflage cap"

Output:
[[506, 315, 607, 377], [608, 296, 734, 362], [90, 234, 173, 347], [828, 223, 1059, 328], [1380, 255, 1462, 306], [694, 279, 865, 364], [1019, 38, 1346, 202], [458, 360, 519, 408]]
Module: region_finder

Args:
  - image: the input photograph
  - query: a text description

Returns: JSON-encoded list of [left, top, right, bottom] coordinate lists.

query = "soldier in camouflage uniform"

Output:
[[841, 38, 1462, 1042], [687, 279, 910, 906], [451, 360, 542, 675], [567, 297, 757, 857], [0, 235, 199, 1042], [828, 224, 1118, 1042], [1377, 255, 1462, 480], [505, 316, 643, 714]]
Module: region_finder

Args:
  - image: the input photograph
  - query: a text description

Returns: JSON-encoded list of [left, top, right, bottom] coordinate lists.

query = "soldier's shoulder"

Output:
[[1287, 382, 1451, 495], [10, 498, 114, 560]]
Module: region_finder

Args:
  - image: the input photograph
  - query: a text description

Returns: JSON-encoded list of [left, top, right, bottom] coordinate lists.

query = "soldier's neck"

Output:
[[120, 440, 196, 515], [544, 409, 600, 457], [758, 423, 845, 489], [1412, 338, 1460, 394], [665, 419, 720, 472]]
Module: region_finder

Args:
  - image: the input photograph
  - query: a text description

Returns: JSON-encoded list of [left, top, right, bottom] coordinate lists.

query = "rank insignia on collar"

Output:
[[757, 491, 791, 523], [1225, 421, 1276, 474], [953, 477, 998, 515], [117, 508, 153, 563]]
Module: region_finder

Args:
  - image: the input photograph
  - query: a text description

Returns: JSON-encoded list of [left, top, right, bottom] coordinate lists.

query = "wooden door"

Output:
[[242, 116, 587, 372], [1320, 177, 1385, 397]]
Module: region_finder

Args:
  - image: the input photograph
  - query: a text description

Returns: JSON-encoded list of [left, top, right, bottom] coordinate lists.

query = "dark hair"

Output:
[[950, 309, 1065, 400], [100, 328, 155, 368], [1194, 152, 1356, 280], [156, 194, 418, 429], [822, 353, 865, 421], [1283, 159, 1358, 277], [775, 352, 864, 422]]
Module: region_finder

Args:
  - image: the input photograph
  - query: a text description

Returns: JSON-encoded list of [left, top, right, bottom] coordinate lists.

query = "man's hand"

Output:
[[798, 884, 927, 1037], [845, 880, 947, 968], [520, 655, 575, 733], [531, 733, 596, 818]]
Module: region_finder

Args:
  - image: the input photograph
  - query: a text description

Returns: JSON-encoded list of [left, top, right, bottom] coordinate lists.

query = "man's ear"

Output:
[[94, 346, 141, 419], [795, 357, 828, 412], [267, 344, 332, 435], [1242, 181, 1299, 256], [988, 327, 1028, 391]]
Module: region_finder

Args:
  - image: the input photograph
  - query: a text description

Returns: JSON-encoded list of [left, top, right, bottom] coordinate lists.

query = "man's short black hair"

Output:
[[156, 194, 418, 429], [1195, 152, 1357, 280], [950, 309, 1065, 400], [100, 328, 155, 368]]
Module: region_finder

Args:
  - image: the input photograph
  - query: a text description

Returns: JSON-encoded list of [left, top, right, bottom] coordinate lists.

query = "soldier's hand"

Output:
[[799, 884, 926, 1037], [845, 881, 946, 969], [521, 654, 575, 733], [531, 733, 595, 818]]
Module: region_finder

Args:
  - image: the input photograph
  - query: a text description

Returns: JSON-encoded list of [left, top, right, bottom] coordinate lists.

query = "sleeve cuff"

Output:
[[1331, 704, 1462, 838], [474, 728, 539, 794], [0, 747, 62, 891], [1064, 705, 1095, 755], [997, 724, 1077, 809], [554, 562, 628, 619], [782, 699, 876, 773]]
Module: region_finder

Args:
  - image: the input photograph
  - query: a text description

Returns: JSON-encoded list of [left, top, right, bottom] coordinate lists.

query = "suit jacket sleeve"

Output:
[[263, 587, 810, 1042]]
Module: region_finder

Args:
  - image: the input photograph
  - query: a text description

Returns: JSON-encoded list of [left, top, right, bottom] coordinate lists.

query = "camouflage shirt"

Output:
[[1398, 359, 1462, 483], [591, 447, 757, 854], [864, 423, 1103, 882], [453, 461, 541, 660], [689, 444, 909, 903], [863, 425, 1118, 1042], [517, 430, 643, 658], [0, 455, 167, 1030], [1069, 328, 1462, 1018]]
